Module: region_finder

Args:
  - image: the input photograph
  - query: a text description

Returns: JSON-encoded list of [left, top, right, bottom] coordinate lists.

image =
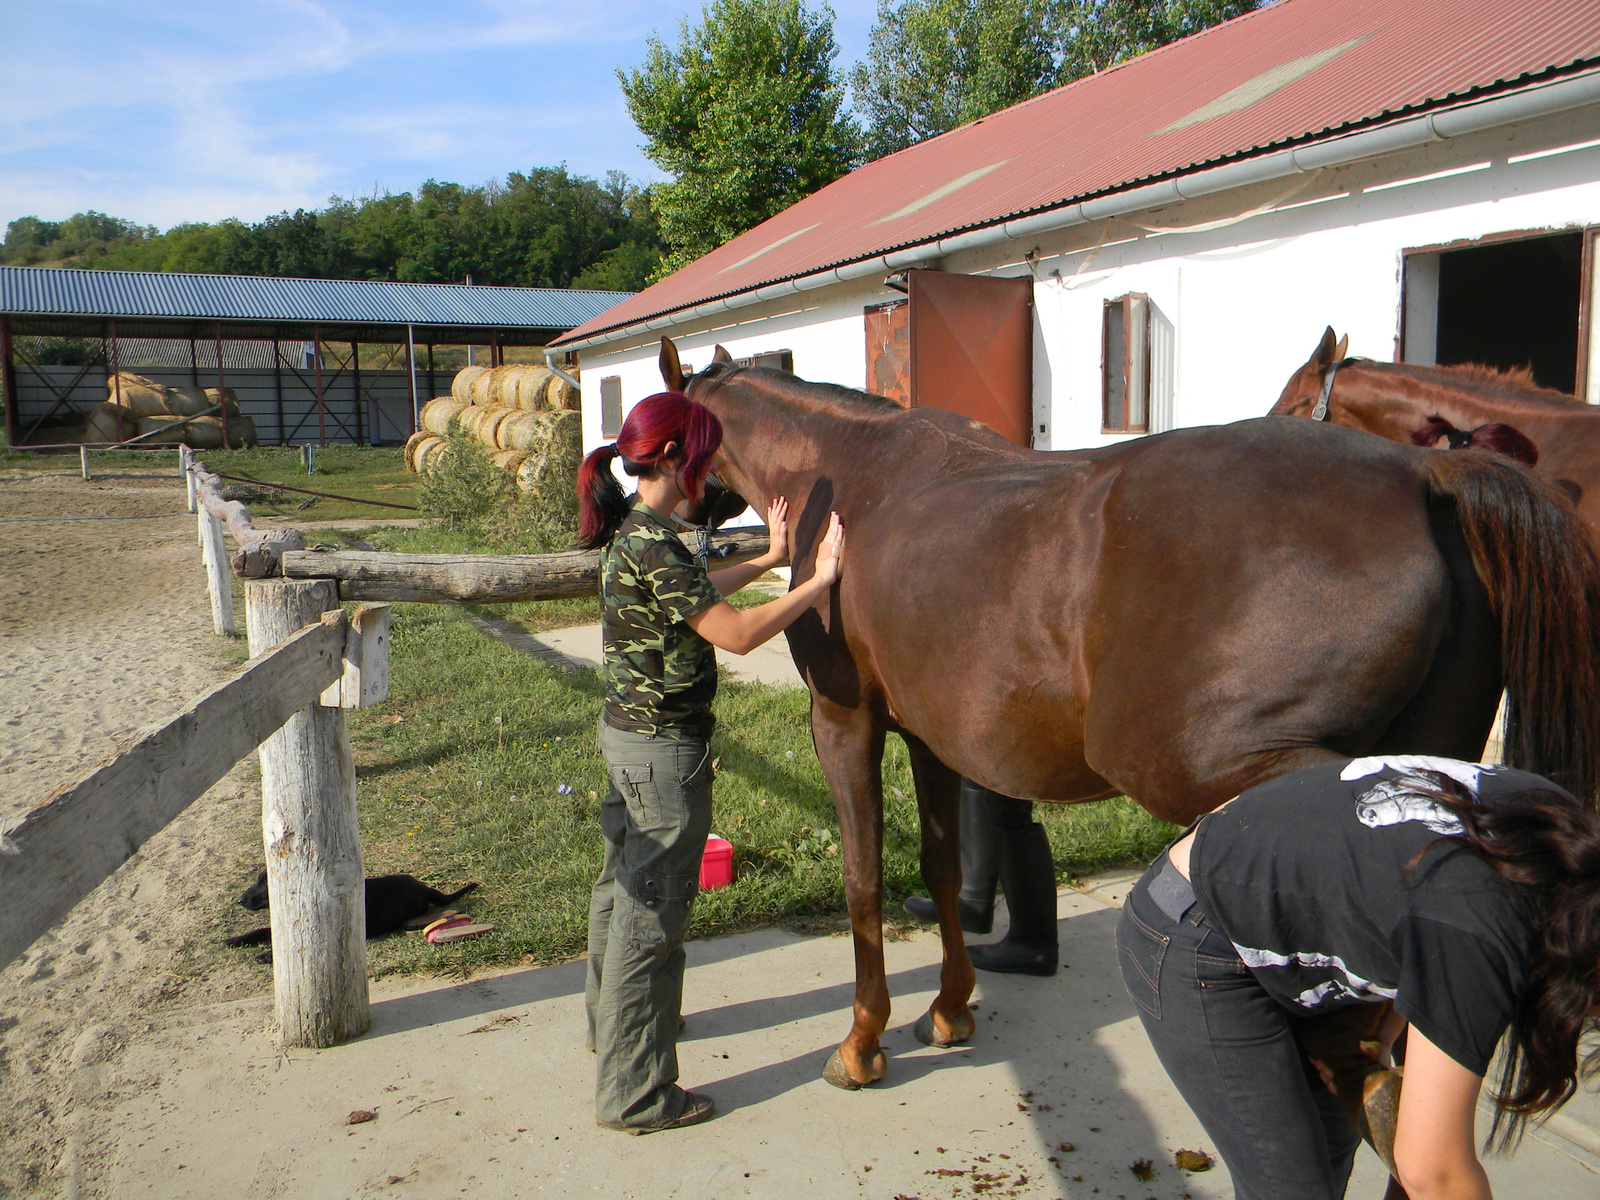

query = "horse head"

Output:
[[1270, 326, 1351, 417], [656, 338, 752, 528]]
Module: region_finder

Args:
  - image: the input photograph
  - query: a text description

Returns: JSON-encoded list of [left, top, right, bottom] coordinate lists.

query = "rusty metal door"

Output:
[[907, 269, 1034, 446], [864, 300, 910, 406]]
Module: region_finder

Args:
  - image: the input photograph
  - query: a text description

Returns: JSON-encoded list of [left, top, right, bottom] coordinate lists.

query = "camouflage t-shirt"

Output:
[[600, 501, 722, 737]]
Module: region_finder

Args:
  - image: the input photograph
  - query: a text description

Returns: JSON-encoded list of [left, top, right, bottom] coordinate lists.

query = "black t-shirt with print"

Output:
[[1190, 756, 1564, 1077]]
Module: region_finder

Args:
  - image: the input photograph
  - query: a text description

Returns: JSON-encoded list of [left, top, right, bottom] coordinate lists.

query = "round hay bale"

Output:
[[167, 385, 211, 416], [469, 369, 495, 406], [411, 434, 443, 474], [202, 387, 242, 416], [421, 396, 470, 437], [453, 365, 490, 405], [134, 414, 188, 444], [481, 365, 513, 408], [403, 430, 429, 472], [474, 405, 515, 448], [108, 371, 172, 418], [543, 372, 580, 411], [490, 449, 528, 473], [181, 416, 228, 450], [224, 413, 259, 448], [509, 366, 553, 410], [419, 438, 450, 474], [84, 402, 133, 443], [495, 410, 542, 451]]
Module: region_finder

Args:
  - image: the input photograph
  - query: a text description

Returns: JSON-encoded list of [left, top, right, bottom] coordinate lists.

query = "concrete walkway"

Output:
[[99, 879, 1599, 1199]]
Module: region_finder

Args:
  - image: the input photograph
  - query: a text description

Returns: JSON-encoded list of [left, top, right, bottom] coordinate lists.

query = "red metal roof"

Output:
[[555, 0, 1600, 347]]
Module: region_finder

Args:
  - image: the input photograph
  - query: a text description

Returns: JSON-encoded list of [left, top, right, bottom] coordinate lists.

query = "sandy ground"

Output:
[[0, 463, 267, 1197]]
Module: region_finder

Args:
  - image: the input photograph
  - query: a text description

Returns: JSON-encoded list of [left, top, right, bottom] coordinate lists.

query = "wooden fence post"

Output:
[[199, 508, 235, 635], [245, 579, 370, 1047]]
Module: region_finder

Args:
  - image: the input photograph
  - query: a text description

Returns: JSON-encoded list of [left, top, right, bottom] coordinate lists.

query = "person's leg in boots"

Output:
[[904, 777, 997, 933], [967, 792, 1059, 976], [591, 726, 717, 1132]]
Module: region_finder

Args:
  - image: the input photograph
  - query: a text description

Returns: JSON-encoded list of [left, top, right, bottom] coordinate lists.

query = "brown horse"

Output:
[[662, 338, 1600, 1094], [1271, 328, 1600, 529]]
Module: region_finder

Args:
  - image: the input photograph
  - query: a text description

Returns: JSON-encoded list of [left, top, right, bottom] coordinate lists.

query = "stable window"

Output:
[[599, 376, 623, 438], [734, 349, 794, 372], [1102, 294, 1150, 433], [1403, 229, 1590, 395]]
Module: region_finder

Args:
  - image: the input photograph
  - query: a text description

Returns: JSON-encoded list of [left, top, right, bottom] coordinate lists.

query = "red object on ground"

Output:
[[699, 836, 735, 891]]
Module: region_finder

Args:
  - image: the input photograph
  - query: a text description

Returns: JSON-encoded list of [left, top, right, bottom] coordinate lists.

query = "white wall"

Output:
[[578, 105, 1600, 456]]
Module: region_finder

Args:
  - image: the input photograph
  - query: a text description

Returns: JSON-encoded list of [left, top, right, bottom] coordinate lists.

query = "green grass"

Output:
[[311, 598, 1176, 979]]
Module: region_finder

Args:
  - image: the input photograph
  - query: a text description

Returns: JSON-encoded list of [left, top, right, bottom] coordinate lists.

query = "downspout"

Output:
[[543, 350, 581, 389]]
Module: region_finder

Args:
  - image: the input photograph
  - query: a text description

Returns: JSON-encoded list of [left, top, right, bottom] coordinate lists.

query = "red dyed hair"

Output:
[[1411, 415, 1539, 467], [575, 391, 723, 549]]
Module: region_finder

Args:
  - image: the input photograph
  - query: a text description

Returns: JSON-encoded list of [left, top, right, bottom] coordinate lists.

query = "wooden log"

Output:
[[188, 458, 306, 578], [280, 528, 772, 604], [245, 580, 370, 1048], [200, 507, 236, 635], [0, 615, 346, 972]]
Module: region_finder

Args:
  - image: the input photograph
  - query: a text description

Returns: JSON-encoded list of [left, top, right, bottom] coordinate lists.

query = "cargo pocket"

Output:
[[1116, 901, 1170, 1021], [609, 760, 661, 829], [626, 869, 699, 947]]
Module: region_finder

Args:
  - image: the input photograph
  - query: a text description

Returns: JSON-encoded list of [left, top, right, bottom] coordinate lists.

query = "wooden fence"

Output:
[[3, 456, 768, 1048]]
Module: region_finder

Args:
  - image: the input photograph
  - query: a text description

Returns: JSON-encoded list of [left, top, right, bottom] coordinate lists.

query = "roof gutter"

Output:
[[559, 66, 1600, 353]]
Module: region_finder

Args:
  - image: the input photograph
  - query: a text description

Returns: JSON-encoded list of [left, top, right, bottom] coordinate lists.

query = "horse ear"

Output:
[[659, 338, 686, 390], [1333, 333, 1349, 361], [712, 345, 734, 365], [1313, 326, 1338, 368]]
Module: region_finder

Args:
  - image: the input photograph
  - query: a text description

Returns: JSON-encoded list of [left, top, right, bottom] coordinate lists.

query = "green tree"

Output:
[[620, 0, 860, 277], [852, 0, 1258, 159]]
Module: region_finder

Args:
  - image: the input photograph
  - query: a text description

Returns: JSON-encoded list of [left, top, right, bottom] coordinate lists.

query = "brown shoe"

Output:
[[599, 1091, 716, 1135]]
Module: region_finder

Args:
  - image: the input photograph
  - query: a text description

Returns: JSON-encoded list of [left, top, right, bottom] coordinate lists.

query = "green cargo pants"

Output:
[[586, 719, 714, 1128]]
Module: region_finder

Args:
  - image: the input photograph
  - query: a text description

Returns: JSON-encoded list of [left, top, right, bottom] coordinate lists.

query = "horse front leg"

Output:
[[903, 736, 976, 1048], [811, 696, 891, 1089]]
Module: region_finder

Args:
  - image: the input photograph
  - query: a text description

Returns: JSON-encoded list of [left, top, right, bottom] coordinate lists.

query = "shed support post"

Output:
[[426, 342, 436, 402], [314, 325, 326, 448], [215, 322, 229, 448], [0, 316, 18, 449], [108, 319, 122, 443], [273, 338, 286, 446], [351, 341, 364, 447], [80, 445, 90, 481], [199, 507, 235, 635], [407, 324, 419, 436], [245, 578, 370, 1048], [190, 336, 198, 386]]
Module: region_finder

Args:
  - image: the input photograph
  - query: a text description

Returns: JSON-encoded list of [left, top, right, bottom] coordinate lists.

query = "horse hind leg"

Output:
[[902, 736, 976, 1049]]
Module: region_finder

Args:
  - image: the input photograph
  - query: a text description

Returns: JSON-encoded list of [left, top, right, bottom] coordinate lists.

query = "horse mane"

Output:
[[697, 363, 906, 416], [1356, 358, 1579, 405], [1410, 415, 1540, 466]]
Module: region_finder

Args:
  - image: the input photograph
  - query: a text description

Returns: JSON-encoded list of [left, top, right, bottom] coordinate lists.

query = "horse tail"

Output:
[[1422, 452, 1600, 807]]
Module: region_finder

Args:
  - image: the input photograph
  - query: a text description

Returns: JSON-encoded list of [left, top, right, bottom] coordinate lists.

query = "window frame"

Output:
[[599, 375, 623, 438], [1101, 292, 1151, 435]]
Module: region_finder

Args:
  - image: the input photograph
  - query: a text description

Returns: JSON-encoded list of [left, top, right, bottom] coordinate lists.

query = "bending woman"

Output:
[[576, 390, 844, 1134], [1117, 756, 1600, 1199]]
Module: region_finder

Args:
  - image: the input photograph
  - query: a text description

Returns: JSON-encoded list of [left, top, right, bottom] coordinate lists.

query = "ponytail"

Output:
[[574, 391, 724, 550], [576, 443, 630, 550]]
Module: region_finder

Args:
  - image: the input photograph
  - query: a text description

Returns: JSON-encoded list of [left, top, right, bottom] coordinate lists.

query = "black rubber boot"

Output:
[[903, 780, 997, 933], [968, 821, 1059, 976]]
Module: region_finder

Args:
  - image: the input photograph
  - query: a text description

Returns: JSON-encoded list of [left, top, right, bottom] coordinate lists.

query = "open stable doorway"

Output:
[[1403, 229, 1590, 396]]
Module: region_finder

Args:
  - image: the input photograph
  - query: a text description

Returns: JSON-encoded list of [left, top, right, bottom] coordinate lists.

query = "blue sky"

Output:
[[0, 0, 879, 232]]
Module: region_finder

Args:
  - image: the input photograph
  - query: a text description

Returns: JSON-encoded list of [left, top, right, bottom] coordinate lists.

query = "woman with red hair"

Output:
[[576, 390, 844, 1133]]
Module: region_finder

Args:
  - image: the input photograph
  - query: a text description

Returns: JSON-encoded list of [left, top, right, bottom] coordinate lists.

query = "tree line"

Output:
[[3, 0, 1253, 291]]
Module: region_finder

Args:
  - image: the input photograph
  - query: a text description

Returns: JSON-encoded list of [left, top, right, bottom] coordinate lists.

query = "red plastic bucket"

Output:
[[699, 836, 735, 890]]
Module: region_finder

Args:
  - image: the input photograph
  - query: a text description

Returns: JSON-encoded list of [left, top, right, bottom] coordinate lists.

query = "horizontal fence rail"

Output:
[[280, 527, 772, 603]]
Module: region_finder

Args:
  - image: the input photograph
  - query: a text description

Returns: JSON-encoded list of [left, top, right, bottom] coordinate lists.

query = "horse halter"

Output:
[[1311, 361, 1341, 421]]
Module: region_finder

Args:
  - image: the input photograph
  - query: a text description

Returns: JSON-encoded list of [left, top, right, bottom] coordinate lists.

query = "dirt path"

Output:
[[0, 464, 268, 1197]]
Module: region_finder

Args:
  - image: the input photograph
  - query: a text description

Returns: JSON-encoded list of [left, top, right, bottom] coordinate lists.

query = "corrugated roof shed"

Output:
[[554, 0, 1600, 348], [0, 266, 630, 344]]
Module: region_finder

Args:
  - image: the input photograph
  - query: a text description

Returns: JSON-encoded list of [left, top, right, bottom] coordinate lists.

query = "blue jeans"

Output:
[[1116, 856, 1361, 1200]]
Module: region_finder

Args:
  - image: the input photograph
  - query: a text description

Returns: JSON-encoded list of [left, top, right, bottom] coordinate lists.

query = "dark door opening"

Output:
[[1422, 231, 1584, 393]]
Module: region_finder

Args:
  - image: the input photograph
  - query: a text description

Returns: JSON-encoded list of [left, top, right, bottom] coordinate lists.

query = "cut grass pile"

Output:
[[333, 589, 1176, 978]]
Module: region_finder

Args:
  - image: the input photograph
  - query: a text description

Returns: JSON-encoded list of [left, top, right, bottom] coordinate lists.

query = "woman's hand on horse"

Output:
[[813, 512, 844, 587], [764, 497, 790, 566]]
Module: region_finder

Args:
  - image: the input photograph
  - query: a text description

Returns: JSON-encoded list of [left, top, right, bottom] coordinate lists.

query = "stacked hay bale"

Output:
[[405, 363, 579, 492], [83, 371, 259, 447]]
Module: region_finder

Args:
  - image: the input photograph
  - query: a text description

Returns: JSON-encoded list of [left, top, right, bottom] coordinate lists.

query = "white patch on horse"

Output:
[[1232, 943, 1399, 1008]]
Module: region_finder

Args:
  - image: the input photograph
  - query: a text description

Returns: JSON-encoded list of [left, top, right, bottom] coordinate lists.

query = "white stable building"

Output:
[[553, 0, 1600, 456]]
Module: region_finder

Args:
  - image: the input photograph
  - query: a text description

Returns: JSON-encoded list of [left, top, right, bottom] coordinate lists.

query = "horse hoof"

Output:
[[822, 1047, 887, 1090], [1361, 1068, 1403, 1175], [913, 1008, 973, 1047]]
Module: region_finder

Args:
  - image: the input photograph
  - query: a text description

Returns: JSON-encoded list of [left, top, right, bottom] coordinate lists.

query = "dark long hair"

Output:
[[1410, 415, 1540, 466], [575, 391, 723, 550], [1413, 775, 1600, 1147]]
